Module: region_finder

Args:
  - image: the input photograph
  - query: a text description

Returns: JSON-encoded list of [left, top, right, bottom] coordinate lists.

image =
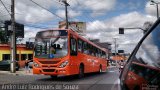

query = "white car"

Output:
[[28, 60, 33, 68]]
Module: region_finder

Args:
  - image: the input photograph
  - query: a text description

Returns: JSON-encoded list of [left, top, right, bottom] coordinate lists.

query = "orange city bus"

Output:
[[33, 29, 108, 78]]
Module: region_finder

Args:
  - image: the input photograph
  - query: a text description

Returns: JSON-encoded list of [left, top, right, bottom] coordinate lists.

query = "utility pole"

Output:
[[10, 0, 16, 73], [62, 0, 70, 29], [113, 38, 117, 56]]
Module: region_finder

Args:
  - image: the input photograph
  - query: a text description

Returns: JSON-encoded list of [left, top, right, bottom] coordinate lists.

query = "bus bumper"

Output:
[[33, 67, 71, 76]]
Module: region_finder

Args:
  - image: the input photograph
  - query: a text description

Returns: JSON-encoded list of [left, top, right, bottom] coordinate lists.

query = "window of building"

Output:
[[21, 54, 27, 60], [2, 54, 10, 60], [16, 54, 19, 61], [28, 54, 33, 60]]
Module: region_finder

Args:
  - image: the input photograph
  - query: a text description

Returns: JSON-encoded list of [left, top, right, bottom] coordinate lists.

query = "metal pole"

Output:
[[114, 38, 117, 56], [122, 27, 146, 35], [65, 2, 68, 29], [157, 4, 159, 19], [10, 0, 16, 73]]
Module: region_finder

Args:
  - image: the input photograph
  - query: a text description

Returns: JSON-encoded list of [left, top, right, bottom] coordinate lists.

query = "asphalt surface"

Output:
[[0, 67, 120, 90]]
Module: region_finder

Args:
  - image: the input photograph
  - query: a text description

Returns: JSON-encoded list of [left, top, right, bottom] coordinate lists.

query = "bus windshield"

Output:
[[34, 30, 68, 59]]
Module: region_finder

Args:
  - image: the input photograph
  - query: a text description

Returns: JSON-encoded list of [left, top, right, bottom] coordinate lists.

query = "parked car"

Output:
[[0, 60, 20, 71], [120, 18, 160, 90]]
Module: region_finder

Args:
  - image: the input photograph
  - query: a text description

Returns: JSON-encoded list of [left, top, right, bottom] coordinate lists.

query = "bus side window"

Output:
[[70, 37, 77, 56], [78, 39, 83, 52], [83, 42, 89, 54]]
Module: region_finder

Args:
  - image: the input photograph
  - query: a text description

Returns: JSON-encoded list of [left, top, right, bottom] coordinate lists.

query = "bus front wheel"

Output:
[[78, 65, 84, 78]]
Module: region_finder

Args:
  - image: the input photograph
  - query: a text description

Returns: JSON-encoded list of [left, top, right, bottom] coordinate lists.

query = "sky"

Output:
[[0, 0, 159, 53]]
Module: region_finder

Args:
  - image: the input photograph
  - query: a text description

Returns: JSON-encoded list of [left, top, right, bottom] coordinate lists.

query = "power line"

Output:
[[24, 24, 57, 29], [0, 0, 11, 16], [27, 24, 57, 29], [65, 0, 108, 35], [29, 0, 64, 20], [68, 0, 72, 3], [0, 13, 10, 17], [54, 0, 64, 5]]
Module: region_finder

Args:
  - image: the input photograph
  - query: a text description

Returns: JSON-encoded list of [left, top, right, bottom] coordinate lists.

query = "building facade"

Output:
[[0, 44, 33, 67]]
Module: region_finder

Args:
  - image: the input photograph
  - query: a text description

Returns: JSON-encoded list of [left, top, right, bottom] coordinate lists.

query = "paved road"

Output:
[[0, 67, 120, 90]]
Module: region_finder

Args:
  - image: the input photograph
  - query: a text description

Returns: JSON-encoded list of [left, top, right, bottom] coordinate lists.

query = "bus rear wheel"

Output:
[[99, 65, 102, 73], [78, 65, 84, 78]]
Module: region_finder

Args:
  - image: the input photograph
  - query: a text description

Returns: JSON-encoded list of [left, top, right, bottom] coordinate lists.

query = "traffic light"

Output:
[[26, 42, 30, 49], [4, 21, 12, 36], [119, 28, 124, 34], [26, 42, 34, 49], [29, 42, 34, 49], [118, 50, 124, 53], [4, 20, 24, 38], [15, 23, 24, 38]]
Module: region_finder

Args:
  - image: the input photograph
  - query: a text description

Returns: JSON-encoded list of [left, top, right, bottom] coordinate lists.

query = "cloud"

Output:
[[119, 1, 141, 11], [18, 26, 46, 44], [15, 0, 56, 24], [68, 0, 116, 16], [86, 11, 156, 53], [87, 20, 107, 32], [0, 0, 60, 24], [84, 0, 116, 11], [0, 0, 11, 21], [56, 9, 82, 19]]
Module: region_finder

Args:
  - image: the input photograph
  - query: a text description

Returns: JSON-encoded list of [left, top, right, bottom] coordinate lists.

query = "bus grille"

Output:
[[42, 65, 56, 68], [39, 61, 60, 64], [43, 69, 55, 72]]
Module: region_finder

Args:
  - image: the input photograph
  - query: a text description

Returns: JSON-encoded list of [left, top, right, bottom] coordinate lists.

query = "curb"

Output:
[[0, 69, 33, 76]]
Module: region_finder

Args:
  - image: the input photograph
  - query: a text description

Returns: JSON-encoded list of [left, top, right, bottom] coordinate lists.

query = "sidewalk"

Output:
[[0, 68, 33, 76]]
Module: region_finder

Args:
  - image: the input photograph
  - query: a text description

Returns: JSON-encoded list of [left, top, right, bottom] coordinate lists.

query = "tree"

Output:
[[0, 28, 9, 44]]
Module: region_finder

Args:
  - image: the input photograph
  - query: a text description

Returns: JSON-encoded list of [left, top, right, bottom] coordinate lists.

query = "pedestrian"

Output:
[[119, 60, 124, 73], [25, 59, 30, 73]]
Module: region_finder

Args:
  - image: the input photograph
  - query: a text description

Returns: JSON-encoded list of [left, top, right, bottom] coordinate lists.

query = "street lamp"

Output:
[[150, 0, 160, 19]]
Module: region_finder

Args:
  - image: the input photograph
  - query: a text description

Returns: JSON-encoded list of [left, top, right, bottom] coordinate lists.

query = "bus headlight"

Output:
[[59, 60, 69, 68], [33, 62, 39, 68]]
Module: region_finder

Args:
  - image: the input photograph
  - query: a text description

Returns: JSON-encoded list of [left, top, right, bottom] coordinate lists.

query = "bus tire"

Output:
[[99, 65, 102, 73], [50, 75, 57, 79], [78, 64, 84, 78]]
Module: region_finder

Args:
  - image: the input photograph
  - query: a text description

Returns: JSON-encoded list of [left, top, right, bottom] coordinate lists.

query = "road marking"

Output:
[[111, 79, 121, 90]]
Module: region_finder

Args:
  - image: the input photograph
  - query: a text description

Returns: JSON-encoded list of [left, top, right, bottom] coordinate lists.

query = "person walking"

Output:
[[25, 59, 30, 73], [119, 60, 124, 73]]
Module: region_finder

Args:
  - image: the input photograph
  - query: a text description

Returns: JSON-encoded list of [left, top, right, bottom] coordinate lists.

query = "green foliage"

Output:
[[0, 28, 9, 44]]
